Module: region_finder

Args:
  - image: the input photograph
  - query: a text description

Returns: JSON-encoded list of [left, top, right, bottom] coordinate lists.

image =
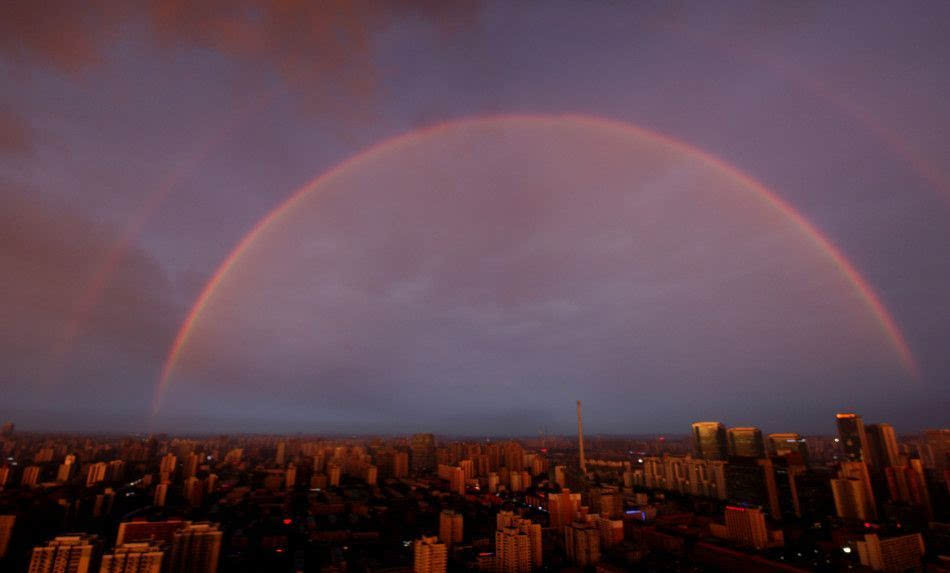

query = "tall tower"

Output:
[[836, 413, 869, 462], [577, 400, 586, 475]]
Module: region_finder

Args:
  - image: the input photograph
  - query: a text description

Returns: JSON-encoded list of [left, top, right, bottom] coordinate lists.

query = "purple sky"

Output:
[[1, 1, 948, 435]]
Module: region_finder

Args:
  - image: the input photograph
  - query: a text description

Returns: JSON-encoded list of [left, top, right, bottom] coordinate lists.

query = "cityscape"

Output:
[[3, 1, 950, 572], [0, 409, 947, 571]]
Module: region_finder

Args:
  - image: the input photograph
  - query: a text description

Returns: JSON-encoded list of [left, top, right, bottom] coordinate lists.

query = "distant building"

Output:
[[167, 523, 221, 573], [921, 428, 949, 470], [413, 535, 447, 573], [411, 434, 437, 475], [692, 422, 727, 461], [855, 533, 925, 572], [28, 534, 101, 573], [0, 422, 13, 436], [439, 510, 463, 545], [727, 427, 764, 458], [99, 543, 164, 573], [836, 413, 869, 463]]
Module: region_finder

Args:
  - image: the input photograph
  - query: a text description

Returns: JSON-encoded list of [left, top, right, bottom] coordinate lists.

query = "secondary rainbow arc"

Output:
[[153, 113, 919, 414]]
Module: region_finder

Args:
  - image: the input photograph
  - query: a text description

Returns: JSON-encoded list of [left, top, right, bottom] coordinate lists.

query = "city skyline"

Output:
[[2, 2, 949, 434]]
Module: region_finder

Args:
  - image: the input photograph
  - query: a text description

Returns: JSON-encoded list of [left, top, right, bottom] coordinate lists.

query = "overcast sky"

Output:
[[2, 1, 948, 435]]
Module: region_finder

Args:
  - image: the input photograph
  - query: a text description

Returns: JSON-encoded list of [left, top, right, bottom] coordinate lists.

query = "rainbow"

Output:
[[153, 114, 919, 413]]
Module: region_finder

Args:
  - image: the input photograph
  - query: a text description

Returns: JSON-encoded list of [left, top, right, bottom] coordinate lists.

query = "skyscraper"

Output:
[[412, 535, 447, 573], [99, 543, 164, 573], [727, 427, 765, 458], [866, 423, 900, 469], [28, 535, 101, 573], [836, 413, 870, 463], [692, 422, 727, 461], [167, 523, 221, 573], [577, 400, 587, 475]]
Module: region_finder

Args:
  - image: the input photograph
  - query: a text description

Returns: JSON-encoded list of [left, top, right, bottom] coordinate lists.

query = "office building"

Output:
[[836, 413, 869, 462], [727, 427, 764, 458], [99, 543, 164, 573], [495, 512, 542, 571], [412, 535, 447, 573], [28, 534, 101, 573], [439, 510, 463, 545], [167, 523, 221, 573], [692, 422, 727, 461]]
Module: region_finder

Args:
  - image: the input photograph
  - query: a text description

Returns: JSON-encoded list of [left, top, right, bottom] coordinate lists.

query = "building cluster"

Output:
[[0, 415, 946, 572]]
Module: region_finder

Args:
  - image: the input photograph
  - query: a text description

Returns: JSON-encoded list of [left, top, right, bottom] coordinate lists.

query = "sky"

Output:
[[1, 1, 948, 435]]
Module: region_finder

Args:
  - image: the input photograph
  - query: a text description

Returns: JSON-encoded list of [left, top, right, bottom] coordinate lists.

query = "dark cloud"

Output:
[[0, 106, 31, 154], [0, 188, 178, 391]]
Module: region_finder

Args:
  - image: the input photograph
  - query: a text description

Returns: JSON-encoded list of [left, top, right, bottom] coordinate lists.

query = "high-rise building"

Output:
[[548, 489, 582, 529], [57, 455, 76, 483], [28, 534, 101, 573], [411, 434, 437, 475], [494, 513, 542, 572], [99, 543, 164, 573], [855, 533, 925, 572], [831, 477, 873, 521], [866, 423, 900, 469], [21, 465, 42, 486], [275, 442, 286, 466], [767, 433, 809, 465], [439, 510, 463, 545], [87, 462, 108, 487], [577, 400, 587, 474], [921, 428, 949, 470], [724, 506, 769, 549], [167, 523, 221, 573], [0, 514, 15, 559], [836, 413, 869, 463], [692, 422, 727, 461], [153, 484, 168, 507], [0, 466, 10, 487], [727, 427, 764, 458], [412, 535, 447, 573], [564, 522, 600, 566], [838, 461, 877, 519]]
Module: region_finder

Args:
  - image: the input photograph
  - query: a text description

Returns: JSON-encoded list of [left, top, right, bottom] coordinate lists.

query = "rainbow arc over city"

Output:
[[153, 114, 919, 413]]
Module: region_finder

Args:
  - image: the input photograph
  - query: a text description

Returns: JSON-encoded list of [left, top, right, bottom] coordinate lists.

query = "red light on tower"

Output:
[[283, 518, 293, 525]]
